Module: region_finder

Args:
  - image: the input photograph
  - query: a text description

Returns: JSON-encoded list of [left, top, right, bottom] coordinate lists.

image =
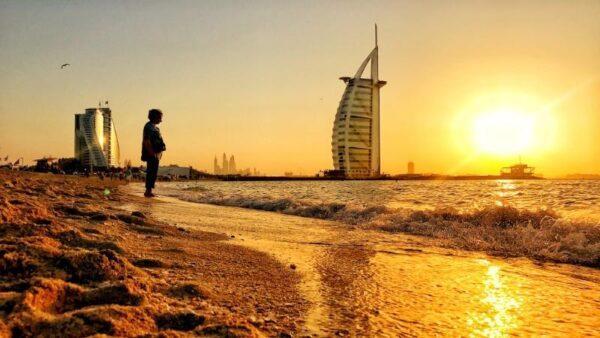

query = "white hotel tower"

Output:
[[75, 106, 120, 168], [332, 26, 386, 178]]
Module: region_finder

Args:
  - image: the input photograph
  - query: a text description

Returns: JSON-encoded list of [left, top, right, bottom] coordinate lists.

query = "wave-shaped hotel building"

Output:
[[331, 26, 386, 178], [74, 106, 120, 168]]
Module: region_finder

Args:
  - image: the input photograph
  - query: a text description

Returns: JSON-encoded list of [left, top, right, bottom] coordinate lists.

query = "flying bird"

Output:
[[60, 63, 70, 69]]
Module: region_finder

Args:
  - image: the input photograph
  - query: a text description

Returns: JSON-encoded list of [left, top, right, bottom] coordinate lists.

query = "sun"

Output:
[[472, 108, 535, 156]]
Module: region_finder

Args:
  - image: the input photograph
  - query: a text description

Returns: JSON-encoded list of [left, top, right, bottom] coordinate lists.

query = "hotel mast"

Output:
[[331, 25, 386, 178]]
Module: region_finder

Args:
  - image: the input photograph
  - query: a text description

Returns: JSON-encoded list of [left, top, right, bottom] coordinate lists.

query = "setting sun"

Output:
[[472, 108, 535, 156]]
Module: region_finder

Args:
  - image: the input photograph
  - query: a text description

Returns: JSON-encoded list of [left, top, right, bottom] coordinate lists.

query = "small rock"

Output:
[[289, 264, 297, 270]]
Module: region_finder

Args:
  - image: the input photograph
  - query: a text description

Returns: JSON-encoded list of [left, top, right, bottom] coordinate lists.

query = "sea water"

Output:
[[124, 181, 600, 336], [157, 179, 600, 221]]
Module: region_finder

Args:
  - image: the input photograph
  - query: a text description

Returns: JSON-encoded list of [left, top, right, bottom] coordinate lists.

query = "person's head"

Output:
[[148, 109, 163, 124]]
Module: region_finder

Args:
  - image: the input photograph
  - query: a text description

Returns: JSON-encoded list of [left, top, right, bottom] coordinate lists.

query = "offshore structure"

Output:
[[500, 163, 537, 179], [331, 25, 386, 178], [74, 105, 120, 168]]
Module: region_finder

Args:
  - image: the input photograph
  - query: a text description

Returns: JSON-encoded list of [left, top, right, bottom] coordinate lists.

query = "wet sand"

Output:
[[0, 171, 305, 337], [125, 184, 600, 337]]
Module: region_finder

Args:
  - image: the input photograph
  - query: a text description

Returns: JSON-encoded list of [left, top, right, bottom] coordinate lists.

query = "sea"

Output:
[[153, 179, 600, 222], [125, 178, 600, 336]]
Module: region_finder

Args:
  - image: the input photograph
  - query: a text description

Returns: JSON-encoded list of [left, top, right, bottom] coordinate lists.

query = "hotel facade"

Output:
[[74, 107, 120, 168], [331, 27, 386, 178]]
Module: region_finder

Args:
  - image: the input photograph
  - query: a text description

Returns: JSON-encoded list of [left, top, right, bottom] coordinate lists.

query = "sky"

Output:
[[1, 0, 599, 176]]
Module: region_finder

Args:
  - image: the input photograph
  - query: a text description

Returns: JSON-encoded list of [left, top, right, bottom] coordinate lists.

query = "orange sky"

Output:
[[1, 1, 599, 176]]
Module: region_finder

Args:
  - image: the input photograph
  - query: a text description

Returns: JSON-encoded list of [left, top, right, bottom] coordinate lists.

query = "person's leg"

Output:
[[150, 158, 159, 190], [145, 157, 159, 196]]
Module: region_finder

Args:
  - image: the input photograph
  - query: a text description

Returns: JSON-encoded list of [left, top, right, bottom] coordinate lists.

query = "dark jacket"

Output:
[[141, 122, 166, 162]]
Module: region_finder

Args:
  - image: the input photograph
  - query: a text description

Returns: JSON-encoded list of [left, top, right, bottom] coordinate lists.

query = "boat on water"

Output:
[[500, 163, 540, 179]]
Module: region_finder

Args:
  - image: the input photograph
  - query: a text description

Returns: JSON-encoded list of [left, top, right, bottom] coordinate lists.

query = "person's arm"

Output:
[[143, 138, 156, 158]]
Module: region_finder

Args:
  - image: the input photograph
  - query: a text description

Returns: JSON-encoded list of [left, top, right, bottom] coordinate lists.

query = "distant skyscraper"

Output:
[[213, 156, 220, 175], [222, 153, 229, 174], [331, 25, 386, 178], [229, 155, 236, 174], [75, 107, 120, 167], [407, 161, 415, 174]]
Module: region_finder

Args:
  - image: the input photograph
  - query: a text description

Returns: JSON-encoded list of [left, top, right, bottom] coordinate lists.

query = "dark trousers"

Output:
[[145, 157, 159, 190]]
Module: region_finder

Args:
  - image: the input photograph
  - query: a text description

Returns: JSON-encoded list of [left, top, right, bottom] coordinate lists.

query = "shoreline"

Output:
[[121, 184, 600, 336], [0, 171, 306, 337], [146, 182, 600, 268]]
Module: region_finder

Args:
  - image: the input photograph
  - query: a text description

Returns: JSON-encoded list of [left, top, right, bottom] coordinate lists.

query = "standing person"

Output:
[[141, 109, 166, 197]]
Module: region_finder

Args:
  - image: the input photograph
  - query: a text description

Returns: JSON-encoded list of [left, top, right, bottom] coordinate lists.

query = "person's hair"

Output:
[[148, 109, 162, 121]]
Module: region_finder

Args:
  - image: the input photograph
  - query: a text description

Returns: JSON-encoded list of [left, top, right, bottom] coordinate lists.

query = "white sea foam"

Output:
[[157, 180, 600, 266]]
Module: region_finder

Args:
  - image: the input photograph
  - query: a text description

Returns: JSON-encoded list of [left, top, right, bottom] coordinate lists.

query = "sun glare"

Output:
[[472, 108, 535, 156]]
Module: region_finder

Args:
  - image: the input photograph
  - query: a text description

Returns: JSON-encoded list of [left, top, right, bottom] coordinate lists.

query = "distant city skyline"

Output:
[[214, 153, 260, 176], [1, 1, 599, 176]]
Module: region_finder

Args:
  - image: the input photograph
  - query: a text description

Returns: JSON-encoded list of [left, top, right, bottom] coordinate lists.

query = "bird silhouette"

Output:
[[60, 63, 70, 69]]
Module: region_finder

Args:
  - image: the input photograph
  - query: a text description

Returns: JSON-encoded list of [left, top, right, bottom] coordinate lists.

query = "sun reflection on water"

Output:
[[468, 261, 521, 337]]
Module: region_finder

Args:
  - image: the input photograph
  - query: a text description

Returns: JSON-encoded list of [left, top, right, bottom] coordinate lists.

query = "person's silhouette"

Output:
[[141, 109, 166, 197]]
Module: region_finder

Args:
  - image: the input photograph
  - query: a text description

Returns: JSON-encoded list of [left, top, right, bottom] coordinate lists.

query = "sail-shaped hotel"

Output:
[[331, 26, 386, 178]]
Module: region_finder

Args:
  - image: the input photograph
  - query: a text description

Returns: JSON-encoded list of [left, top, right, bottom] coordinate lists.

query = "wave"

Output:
[[171, 191, 600, 268]]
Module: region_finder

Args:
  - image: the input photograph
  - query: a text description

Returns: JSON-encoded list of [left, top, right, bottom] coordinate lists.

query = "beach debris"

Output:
[[103, 188, 111, 196], [289, 264, 296, 270], [60, 63, 70, 69]]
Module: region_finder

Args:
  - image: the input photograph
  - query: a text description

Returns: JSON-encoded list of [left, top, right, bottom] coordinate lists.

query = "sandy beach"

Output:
[[0, 171, 305, 337], [2, 171, 600, 337]]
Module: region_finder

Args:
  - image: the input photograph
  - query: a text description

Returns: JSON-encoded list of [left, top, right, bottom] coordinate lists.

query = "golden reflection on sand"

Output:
[[468, 260, 521, 337]]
